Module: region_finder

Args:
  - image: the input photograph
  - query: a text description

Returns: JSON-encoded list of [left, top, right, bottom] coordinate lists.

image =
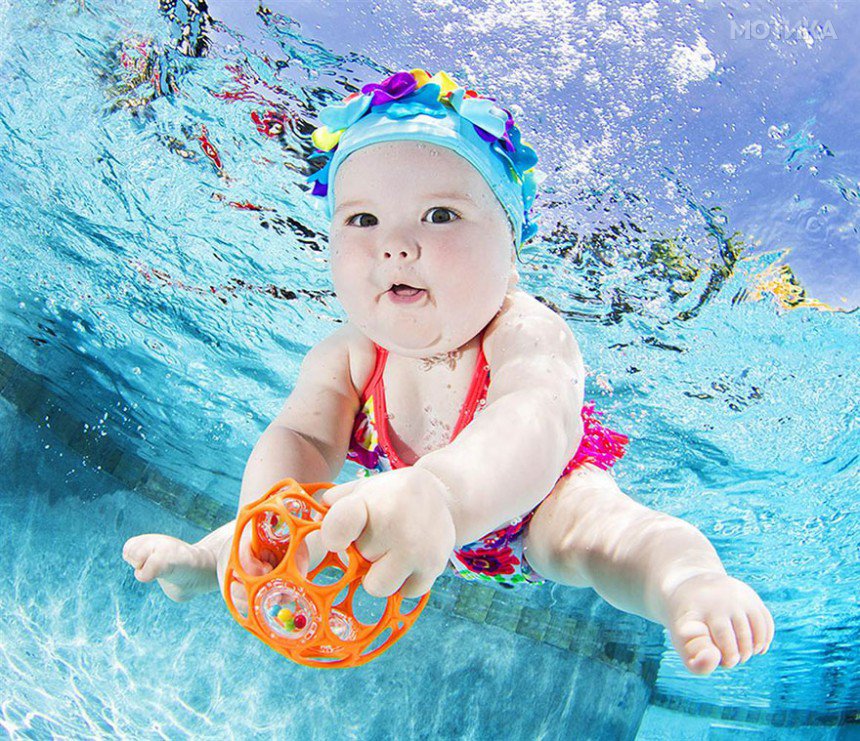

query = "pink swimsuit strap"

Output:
[[359, 333, 490, 470]]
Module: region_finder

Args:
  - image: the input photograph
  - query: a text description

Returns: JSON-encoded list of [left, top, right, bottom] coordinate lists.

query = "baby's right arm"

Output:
[[239, 324, 361, 510], [123, 327, 360, 604], [207, 325, 361, 573]]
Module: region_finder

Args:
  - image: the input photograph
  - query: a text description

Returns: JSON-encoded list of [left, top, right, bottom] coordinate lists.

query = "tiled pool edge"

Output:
[[2, 348, 856, 732], [646, 691, 858, 730], [0, 348, 235, 527]]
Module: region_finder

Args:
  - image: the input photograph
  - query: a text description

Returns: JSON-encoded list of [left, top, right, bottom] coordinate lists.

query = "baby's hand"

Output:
[[216, 521, 315, 614], [662, 572, 775, 675], [122, 533, 216, 602], [319, 468, 456, 599]]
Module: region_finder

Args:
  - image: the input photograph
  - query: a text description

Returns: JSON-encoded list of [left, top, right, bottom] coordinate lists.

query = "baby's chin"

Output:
[[356, 318, 474, 358], [369, 328, 450, 357], [346, 290, 505, 357]]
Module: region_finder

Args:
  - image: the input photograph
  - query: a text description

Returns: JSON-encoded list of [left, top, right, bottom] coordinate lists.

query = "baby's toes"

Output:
[[670, 618, 721, 675], [686, 640, 722, 675], [750, 602, 775, 654], [708, 616, 745, 668], [732, 613, 755, 662]]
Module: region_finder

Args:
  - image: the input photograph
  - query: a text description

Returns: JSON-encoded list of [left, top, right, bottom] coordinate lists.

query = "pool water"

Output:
[[0, 0, 857, 738]]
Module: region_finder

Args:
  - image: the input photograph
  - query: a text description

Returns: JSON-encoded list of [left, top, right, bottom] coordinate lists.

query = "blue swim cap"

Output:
[[305, 70, 545, 252]]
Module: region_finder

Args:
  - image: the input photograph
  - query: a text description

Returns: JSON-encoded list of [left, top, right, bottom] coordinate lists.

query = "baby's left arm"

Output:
[[414, 290, 585, 546], [318, 289, 585, 597]]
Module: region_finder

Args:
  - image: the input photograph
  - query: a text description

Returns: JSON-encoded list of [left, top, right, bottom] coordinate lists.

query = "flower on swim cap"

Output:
[[304, 69, 546, 253]]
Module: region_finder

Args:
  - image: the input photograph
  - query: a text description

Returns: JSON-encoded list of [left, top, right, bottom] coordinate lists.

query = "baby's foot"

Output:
[[661, 572, 775, 675], [123, 534, 218, 602]]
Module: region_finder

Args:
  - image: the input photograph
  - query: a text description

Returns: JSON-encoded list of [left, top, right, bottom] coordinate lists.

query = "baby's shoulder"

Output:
[[483, 288, 571, 362], [340, 323, 376, 400]]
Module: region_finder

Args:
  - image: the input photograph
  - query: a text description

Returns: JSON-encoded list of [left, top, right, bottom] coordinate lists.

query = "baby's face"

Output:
[[329, 141, 515, 358]]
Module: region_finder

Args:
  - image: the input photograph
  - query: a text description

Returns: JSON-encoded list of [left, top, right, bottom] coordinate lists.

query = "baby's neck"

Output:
[[390, 333, 481, 374], [417, 347, 465, 372]]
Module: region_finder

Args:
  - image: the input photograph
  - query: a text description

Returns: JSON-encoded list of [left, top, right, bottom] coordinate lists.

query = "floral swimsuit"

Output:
[[346, 330, 630, 589]]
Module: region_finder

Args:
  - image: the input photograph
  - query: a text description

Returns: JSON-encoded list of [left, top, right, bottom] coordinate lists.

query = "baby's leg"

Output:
[[523, 464, 774, 675]]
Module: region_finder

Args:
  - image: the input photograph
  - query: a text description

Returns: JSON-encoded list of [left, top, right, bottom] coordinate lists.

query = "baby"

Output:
[[123, 69, 773, 676]]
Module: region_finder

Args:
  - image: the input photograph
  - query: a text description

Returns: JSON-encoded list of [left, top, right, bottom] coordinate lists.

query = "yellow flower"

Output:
[[311, 125, 343, 152]]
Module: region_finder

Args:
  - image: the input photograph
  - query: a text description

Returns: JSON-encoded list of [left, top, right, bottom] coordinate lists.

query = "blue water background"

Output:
[[0, 0, 857, 735]]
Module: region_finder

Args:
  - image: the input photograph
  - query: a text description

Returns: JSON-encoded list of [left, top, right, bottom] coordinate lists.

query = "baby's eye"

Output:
[[344, 208, 460, 228], [345, 213, 377, 227], [425, 207, 460, 224]]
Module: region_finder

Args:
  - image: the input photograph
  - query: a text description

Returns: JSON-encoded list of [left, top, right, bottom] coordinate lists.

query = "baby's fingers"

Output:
[[230, 581, 249, 613], [361, 552, 410, 599], [236, 530, 276, 576], [765, 606, 775, 651], [123, 535, 160, 573], [122, 537, 143, 568], [133, 549, 170, 583], [320, 496, 368, 553], [400, 572, 435, 600]]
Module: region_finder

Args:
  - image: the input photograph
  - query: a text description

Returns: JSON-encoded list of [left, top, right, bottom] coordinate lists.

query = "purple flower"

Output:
[[473, 110, 515, 151], [361, 71, 417, 107]]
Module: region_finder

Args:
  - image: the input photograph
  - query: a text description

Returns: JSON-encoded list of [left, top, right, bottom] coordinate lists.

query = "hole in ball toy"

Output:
[[301, 650, 344, 665], [257, 509, 291, 547], [399, 594, 425, 617], [308, 565, 346, 587], [236, 519, 281, 577], [361, 627, 394, 657], [350, 581, 387, 626], [331, 582, 351, 610], [229, 577, 249, 620], [255, 503, 303, 553], [280, 495, 314, 521]]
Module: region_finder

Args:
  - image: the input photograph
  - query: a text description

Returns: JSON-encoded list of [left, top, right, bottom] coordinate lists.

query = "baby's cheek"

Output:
[[330, 250, 362, 292]]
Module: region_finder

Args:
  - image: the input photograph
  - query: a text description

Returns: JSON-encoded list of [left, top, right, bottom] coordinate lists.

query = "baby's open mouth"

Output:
[[389, 284, 425, 297]]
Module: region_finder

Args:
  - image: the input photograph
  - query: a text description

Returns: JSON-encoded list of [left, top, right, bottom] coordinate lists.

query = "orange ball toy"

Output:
[[222, 478, 430, 668]]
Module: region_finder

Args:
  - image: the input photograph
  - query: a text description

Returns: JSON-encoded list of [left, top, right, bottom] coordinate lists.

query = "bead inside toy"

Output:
[[310, 609, 359, 656], [258, 494, 313, 547], [259, 510, 291, 544], [307, 549, 349, 586], [328, 608, 357, 641], [255, 579, 319, 642]]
